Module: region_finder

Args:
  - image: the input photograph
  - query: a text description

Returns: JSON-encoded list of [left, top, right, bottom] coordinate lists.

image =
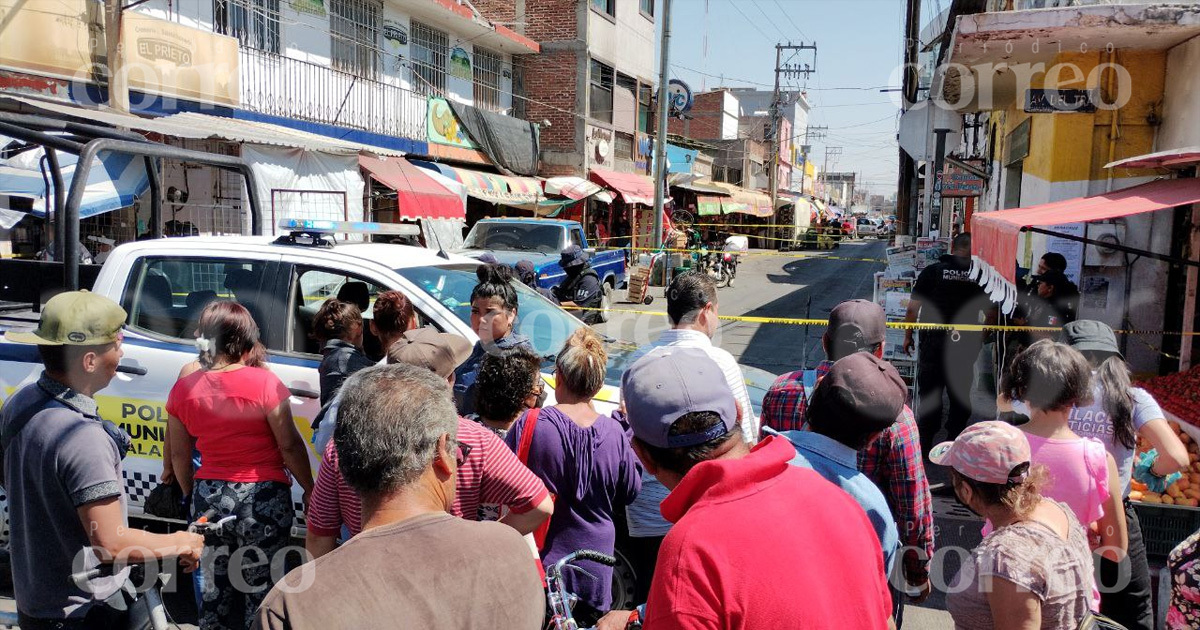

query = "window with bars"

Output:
[[473, 47, 503, 111], [589, 59, 614, 124], [330, 0, 381, 78], [411, 21, 448, 97], [213, 0, 280, 53]]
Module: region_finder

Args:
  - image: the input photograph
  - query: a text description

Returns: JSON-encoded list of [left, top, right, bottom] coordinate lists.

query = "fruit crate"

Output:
[[1132, 502, 1200, 558]]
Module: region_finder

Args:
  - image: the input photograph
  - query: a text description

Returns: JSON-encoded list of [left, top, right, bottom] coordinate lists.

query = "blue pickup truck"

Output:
[[457, 218, 626, 321]]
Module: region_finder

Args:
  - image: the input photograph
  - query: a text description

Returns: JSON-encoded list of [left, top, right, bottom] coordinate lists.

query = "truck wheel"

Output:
[[609, 548, 639, 611], [598, 283, 614, 323]]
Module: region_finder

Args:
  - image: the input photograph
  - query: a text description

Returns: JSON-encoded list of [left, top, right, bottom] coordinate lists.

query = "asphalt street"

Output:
[[597, 239, 971, 628]]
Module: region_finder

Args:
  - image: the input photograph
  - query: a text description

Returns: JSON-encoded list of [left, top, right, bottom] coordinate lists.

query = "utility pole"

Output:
[[651, 0, 674, 248], [105, 0, 130, 112], [798, 125, 827, 195], [821, 146, 841, 204], [768, 43, 816, 234], [896, 0, 920, 236]]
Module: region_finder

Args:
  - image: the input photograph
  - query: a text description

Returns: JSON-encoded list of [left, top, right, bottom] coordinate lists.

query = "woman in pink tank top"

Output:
[[1001, 340, 1127, 568]]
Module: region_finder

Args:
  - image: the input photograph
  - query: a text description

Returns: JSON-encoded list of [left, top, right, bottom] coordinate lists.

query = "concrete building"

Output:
[[926, 0, 1200, 372], [472, 0, 658, 177]]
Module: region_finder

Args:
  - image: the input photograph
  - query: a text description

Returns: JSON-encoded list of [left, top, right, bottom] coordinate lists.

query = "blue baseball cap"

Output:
[[561, 244, 588, 269], [621, 347, 738, 448]]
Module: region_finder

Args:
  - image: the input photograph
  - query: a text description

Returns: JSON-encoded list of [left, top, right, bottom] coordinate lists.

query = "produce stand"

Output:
[[1126, 366, 1200, 556]]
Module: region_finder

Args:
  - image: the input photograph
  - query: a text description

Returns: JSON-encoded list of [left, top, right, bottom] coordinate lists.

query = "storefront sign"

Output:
[[665, 143, 698, 174], [382, 20, 408, 73], [428, 97, 476, 148], [0, 2, 239, 106], [1006, 118, 1031, 166], [449, 47, 472, 81], [121, 12, 240, 106], [588, 125, 615, 168], [940, 160, 985, 197], [1025, 88, 1098, 114], [634, 134, 653, 172], [0, 0, 102, 81], [667, 79, 693, 116]]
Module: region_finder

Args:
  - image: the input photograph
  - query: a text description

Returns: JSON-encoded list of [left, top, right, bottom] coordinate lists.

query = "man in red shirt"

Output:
[[602, 347, 893, 629]]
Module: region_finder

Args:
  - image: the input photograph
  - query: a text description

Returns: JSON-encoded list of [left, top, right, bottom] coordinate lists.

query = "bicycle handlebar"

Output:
[[553, 549, 617, 574]]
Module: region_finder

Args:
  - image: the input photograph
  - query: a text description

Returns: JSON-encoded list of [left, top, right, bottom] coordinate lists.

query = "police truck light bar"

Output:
[[277, 218, 421, 236]]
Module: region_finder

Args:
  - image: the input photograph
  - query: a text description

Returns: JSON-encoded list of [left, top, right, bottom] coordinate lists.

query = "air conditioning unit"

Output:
[[1084, 222, 1126, 266]]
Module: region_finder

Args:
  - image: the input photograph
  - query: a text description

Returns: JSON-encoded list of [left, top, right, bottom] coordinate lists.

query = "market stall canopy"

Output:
[[589, 167, 656, 206], [972, 178, 1200, 310], [0, 143, 149, 226], [410, 160, 543, 209], [543, 176, 615, 203], [1106, 147, 1200, 171], [359, 155, 465, 220], [668, 173, 731, 196], [709, 182, 773, 217]]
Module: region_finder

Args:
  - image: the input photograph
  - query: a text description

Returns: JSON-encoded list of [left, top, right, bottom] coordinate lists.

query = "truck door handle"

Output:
[[289, 387, 320, 400], [117, 364, 148, 376]]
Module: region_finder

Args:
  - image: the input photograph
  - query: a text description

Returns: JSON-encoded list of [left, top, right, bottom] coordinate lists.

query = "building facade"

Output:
[[472, 0, 658, 177]]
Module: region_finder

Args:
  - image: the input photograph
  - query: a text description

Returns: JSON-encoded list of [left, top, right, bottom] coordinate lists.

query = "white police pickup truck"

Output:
[[0, 220, 775, 606]]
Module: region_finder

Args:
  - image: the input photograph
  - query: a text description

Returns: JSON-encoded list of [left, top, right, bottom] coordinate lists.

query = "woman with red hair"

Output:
[[166, 301, 313, 630]]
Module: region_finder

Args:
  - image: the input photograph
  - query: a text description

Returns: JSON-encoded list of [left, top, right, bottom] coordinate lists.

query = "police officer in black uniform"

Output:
[[553, 245, 604, 325], [902, 232, 991, 456]]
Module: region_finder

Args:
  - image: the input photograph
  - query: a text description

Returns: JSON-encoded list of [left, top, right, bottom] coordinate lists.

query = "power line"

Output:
[[772, 0, 810, 41], [750, 0, 789, 40], [725, 0, 775, 41]]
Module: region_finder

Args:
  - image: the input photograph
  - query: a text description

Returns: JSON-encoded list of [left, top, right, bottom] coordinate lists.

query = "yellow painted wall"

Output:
[[996, 50, 1165, 185]]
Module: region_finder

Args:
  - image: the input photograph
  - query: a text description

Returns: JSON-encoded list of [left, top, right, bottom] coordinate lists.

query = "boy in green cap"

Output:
[[2, 291, 203, 629]]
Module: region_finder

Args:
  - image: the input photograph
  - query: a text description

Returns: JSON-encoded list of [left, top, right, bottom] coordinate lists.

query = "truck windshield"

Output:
[[463, 223, 563, 253], [395, 264, 583, 358]]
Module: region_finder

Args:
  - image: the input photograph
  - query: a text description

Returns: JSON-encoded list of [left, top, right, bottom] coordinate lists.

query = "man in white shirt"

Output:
[[622, 271, 757, 601]]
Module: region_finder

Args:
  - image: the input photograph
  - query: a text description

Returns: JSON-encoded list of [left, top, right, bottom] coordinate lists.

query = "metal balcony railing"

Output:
[[238, 47, 427, 142]]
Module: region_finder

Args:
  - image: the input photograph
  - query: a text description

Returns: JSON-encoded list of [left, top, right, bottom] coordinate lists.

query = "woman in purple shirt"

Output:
[[506, 327, 641, 623]]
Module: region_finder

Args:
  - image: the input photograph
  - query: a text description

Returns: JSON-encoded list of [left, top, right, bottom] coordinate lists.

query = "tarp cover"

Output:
[[359, 155, 464, 220], [972, 178, 1200, 284], [243, 145, 364, 236], [709, 182, 773, 217], [0, 146, 150, 224], [449, 101, 540, 177]]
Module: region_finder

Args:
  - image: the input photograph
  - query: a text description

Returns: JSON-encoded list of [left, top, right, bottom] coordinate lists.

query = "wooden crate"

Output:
[[625, 266, 651, 304]]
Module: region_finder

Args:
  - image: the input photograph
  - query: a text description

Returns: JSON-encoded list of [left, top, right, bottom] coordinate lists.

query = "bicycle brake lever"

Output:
[[561, 564, 598, 583]]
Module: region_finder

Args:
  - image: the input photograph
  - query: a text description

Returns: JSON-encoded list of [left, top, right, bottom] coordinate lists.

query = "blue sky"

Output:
[[660, 0, 914, 196]]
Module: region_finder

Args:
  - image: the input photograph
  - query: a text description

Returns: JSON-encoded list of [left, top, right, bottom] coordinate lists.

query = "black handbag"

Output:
[[143, 480, 188, 521]]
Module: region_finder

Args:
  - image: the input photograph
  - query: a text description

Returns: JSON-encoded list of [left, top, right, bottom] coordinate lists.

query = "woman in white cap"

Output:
[[1063, 319, 1186, 630], [931, 421, 1099, 629]]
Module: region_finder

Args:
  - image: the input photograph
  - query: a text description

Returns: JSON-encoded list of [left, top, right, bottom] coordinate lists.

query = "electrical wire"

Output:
[[724, 0, 776, 41], [772, 0, 810, 41]]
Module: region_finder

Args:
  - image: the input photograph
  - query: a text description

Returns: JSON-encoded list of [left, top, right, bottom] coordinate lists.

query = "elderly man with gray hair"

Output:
[[254, 364, 545, 630]]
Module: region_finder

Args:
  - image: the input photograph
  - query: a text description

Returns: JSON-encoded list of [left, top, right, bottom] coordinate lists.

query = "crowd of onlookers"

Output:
[[8, 246, 1200, 630]]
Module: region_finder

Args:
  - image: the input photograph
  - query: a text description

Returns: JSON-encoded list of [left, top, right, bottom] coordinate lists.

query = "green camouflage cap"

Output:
[[5, 291, 126, 346]]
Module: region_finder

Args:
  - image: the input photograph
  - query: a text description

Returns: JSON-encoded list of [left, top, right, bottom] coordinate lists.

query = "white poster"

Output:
[[1044, 222, 1085, 284], [241, 145, 365, 237]]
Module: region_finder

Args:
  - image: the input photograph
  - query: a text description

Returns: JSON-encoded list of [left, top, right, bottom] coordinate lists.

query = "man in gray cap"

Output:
[[597, 347, 893, 629], [552, 244, 603, 324], [2, 291, 203, 628]]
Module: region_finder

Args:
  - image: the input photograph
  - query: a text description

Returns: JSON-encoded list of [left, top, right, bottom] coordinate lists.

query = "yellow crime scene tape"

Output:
[[621, 245, 887, 264], [578, 305, 1200, 337]]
